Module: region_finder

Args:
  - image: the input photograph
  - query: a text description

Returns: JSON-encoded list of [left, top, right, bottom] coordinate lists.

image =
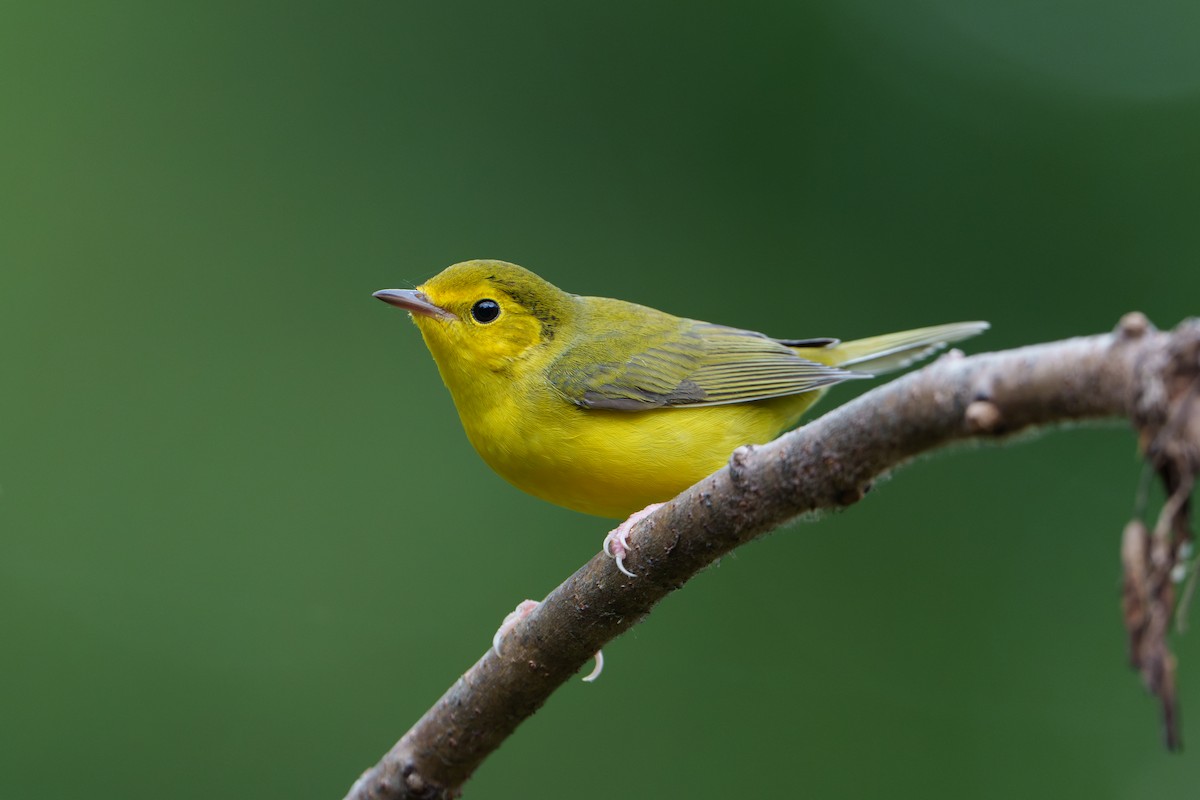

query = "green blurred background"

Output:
[[3, 1, 1200, 797]]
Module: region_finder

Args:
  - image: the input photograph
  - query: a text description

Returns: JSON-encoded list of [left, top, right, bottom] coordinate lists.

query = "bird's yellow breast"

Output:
[[453, 374, 819, 518]]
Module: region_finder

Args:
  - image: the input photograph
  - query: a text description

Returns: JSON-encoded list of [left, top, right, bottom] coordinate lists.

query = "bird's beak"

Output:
[[372, 289, 458, 321]]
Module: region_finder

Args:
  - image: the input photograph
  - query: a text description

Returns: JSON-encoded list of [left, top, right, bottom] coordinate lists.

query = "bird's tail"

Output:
[[794, 321, 989, 375]]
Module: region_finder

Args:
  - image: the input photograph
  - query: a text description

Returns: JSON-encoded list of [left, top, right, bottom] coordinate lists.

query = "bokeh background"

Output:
[[4, 2, 1200, 797]]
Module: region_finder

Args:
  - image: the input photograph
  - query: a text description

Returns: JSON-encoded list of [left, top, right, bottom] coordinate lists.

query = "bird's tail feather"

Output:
[[798, 321, 989, 375]]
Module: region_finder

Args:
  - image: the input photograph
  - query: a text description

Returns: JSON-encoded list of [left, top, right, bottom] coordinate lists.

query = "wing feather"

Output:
[[547, 300, 865, 411]]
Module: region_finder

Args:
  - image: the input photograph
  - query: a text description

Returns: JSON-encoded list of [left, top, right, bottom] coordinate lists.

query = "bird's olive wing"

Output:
[[547, 307, 863, 411]]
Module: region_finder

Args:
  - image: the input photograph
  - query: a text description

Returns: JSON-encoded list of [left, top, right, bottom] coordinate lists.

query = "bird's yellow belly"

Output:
[[460, 391, 822, 518]]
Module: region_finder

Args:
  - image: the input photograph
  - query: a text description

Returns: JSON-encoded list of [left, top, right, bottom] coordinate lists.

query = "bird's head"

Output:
[[374, 259, 575, 377]]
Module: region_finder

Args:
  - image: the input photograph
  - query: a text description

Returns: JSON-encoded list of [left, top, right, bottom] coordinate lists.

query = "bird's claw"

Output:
[[492, 599, 606, 682], [492, 599, 540, 656], [581, 649, 604, 682], [603, 526, 636, 577], [601, 503, 664, 578]]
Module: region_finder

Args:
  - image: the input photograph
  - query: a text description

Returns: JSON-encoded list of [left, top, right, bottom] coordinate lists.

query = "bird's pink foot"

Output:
[[492, 599, 605, 682], [602, 502, 664, 578], [492, 599, 540, 656]]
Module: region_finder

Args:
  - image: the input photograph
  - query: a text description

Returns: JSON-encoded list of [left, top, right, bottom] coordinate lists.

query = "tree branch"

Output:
[[345, 313, 1200, 800]]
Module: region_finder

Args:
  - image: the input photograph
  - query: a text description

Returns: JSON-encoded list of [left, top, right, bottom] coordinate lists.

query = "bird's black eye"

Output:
[[471, 299, 501, 324]]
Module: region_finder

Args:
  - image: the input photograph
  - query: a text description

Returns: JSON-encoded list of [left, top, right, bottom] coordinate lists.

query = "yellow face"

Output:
[[375, 259, 575, 382]]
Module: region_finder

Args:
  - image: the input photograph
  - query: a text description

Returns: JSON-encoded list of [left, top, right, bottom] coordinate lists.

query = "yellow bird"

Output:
[[375, 259, 986, 569]]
